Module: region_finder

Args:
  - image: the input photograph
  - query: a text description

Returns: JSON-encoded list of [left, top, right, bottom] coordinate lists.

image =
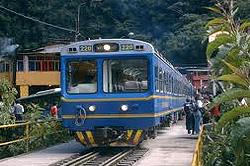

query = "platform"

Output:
[[0, 140, 84, 166], [135, 120, 198, 166], [0, 120, 197, 166]]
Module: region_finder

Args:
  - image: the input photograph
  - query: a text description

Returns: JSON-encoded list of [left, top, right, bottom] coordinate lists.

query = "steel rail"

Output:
[[61, 151, 99, 166], [99, 149, 133, 166]]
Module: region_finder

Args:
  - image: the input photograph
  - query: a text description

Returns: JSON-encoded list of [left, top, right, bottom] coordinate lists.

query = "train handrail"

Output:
[[0, 119, 64, 152], [191, 126, 203, 166]]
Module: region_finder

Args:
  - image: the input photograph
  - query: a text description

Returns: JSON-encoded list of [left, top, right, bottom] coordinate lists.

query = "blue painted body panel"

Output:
[[61, 51, 188, 132]]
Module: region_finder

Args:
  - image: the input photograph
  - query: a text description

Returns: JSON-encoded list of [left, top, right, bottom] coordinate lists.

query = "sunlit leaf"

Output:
[[217, 107, 250, 130], [205, 7, 222, 14], [239, 22, 250, 32], [213, 89, 250, 105], [206, 34, 235, 58], [221, 60, 241, 75], [216, 74, 249, 88]]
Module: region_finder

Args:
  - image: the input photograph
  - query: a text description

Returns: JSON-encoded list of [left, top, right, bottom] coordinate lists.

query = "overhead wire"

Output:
[[162, 1, 185, 16], [0, 5, 76, 33]]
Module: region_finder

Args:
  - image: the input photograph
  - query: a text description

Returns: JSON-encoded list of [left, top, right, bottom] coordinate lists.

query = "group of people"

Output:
[[0, 100, 60, 123], [183, 98, 201, 135], [183, 96, 219, 135]]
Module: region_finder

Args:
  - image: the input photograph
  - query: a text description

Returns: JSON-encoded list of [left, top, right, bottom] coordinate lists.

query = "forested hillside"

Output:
[[0, 0, 249, 66]]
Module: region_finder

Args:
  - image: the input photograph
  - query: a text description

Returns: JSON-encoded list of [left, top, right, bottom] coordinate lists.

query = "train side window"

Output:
[[159, 68, 163, 93], [178, 81, 180, 95], [155, 66, 159, 92], [174, 78, 177, 95], [176, 79, 178, 95], [164, 72, 167, 93], [167, 72, 169, 93], [168, 74, 171, 94], [173, 78, 175, 95]]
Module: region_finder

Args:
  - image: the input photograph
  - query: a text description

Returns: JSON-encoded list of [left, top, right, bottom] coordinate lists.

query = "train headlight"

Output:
[[121, 105, 128, 111], [89, 105, 96, 112], [103, 44, 111, 51]]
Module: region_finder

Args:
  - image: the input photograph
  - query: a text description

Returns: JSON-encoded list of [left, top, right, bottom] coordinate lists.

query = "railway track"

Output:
[[50, 147, 148, 166]]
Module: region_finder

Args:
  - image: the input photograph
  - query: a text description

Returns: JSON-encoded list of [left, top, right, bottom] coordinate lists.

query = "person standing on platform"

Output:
[[50, 103, 58, 119], [193, 97, 202, 134], [14, 102, 24, 122], [183, 99, 194, 134]]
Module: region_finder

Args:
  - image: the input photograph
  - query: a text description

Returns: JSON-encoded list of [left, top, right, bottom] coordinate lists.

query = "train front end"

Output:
[[60, 39, 156, 147]]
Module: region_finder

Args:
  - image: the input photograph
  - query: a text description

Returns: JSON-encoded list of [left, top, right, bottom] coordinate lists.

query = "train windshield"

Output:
[[103, 59, 148, 93], [67, 60, 97, 94]]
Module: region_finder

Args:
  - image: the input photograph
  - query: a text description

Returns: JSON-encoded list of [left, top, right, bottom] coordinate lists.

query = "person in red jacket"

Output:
[[211, 104, 220, 122], [50, 103, 58, 119]]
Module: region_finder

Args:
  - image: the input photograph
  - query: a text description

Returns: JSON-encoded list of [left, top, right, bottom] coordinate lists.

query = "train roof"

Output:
[[61, 39, 155, 55]]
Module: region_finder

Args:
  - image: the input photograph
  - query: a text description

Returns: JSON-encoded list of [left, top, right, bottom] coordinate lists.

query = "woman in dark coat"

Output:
[[183, 99, 194, 134]]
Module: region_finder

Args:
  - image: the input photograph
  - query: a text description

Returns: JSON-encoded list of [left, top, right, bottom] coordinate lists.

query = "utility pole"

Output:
[[75, 2, 86, 42], [75, 0, 102, 42]]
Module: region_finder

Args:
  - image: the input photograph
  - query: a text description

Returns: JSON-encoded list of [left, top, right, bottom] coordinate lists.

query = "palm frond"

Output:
[[213, 89, 250, 105], [205, 7, 222, 15], [205, 17, 225, 28], [217, 107, 250, 130], [207, 25, 231, 37], [216, 74, 249, 88], [239, 22, 250, 32]]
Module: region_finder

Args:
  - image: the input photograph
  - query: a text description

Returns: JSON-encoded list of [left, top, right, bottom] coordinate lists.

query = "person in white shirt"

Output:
[[14, 102, 24, 122]]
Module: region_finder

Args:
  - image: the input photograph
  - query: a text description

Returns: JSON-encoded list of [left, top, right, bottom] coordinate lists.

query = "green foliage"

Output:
[[215, 60, 250, 88], [206, 34, 235, 58], [230, 117, 250, 166], [217, 107, 250, 130], [24, 103, 46, 122], [0, 81, 71, 159], [203, 1, 250, 166], [213, 89, 250, 105], [0, 79, 17, 125], [202, 124, 235, 166], [28, 121, 71, 150], [216, 74, 249, 87], [205, 7, 222, 15]]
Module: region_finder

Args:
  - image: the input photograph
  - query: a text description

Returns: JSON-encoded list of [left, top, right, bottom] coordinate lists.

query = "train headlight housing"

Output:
[[88, 105, 96, 112], [103, 44, 111, 51], [121, 105, 128, 111]]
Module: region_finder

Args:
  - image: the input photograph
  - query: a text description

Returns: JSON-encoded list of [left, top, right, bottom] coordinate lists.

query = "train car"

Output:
[[60, 39, 193, 147]]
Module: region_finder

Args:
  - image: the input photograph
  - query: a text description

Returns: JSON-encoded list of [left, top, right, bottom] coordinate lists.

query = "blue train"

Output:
[[60, 39, 194, 147]]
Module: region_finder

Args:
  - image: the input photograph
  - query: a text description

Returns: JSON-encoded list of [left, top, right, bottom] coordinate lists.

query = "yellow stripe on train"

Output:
[[61, 95, 185, 102]]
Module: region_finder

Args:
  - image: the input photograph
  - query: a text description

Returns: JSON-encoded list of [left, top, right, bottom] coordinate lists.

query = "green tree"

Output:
[[0, 0, 212, 66]]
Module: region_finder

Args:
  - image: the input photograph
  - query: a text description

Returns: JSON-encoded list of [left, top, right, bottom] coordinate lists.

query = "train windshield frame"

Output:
[[103, 58, 149, 93], [66, 60, 97, 94]]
